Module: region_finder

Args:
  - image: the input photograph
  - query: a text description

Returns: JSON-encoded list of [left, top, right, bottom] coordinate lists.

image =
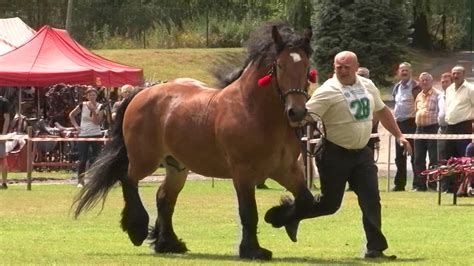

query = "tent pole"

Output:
[[17, 88, 22, 132], [37, 87, 40, 119]]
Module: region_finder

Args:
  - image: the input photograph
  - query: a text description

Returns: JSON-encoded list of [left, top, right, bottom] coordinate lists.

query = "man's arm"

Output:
[[374, 106, 412, 156]]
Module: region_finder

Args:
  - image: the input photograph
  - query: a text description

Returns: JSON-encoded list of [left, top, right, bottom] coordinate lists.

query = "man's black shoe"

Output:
[[390, 186, 405, 192], [364, 250, 397, 260], [0, 183, 7, 189]]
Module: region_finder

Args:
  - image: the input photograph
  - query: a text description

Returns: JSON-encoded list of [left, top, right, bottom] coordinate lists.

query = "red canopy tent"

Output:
[[0, 25, 143, 87]]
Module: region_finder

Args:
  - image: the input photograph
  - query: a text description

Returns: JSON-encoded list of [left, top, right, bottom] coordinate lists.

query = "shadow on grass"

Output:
[[86, 251, 426, 264]]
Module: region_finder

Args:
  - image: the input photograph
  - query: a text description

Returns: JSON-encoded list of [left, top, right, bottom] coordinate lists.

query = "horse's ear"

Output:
[[303, 26, 313, 42], [272, 26, 284, 53]]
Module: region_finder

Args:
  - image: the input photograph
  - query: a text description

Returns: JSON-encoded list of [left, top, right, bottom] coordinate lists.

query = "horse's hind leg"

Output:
[[149, 156, 189, 253], [120, 178, 150, 246]]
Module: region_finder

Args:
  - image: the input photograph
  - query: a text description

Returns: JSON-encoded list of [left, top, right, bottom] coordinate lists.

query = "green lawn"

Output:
[[1, 178, 473, 265], [95, 48, 244, 85]]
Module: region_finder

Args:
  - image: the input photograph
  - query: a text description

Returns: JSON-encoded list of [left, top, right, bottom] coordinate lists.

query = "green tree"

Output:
[[312, 0, 409, 85], [402, 0, 471, 50], [273, 0, 313, 30]]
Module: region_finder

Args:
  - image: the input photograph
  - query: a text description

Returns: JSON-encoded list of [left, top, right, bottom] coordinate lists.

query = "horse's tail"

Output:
[[73, 92, 137, 218]]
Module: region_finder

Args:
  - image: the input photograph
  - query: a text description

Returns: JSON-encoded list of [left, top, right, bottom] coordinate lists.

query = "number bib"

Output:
[[339, 85, 372, 121]]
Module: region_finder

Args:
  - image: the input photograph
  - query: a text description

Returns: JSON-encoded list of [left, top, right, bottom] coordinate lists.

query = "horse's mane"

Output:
[[214, 21, 313, 88]]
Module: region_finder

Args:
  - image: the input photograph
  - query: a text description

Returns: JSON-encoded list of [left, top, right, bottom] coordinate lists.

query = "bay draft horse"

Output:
[[73, 22, 317, 260]]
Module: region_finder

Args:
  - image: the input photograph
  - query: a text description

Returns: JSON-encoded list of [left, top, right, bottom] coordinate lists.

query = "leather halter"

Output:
[[268, 62, 309, 102]]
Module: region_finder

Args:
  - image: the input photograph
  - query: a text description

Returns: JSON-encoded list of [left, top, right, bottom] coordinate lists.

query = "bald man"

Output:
[[442, 65, 474, 192], [112, 84, 134, 121], [305, 51, 411, 260]]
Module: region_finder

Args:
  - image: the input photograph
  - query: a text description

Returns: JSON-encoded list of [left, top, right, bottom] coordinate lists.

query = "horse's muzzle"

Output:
[[287, 106, 307, 124]]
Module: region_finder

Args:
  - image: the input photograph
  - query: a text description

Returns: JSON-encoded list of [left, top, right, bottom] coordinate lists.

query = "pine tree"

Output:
[[312, 0, 409, 85]]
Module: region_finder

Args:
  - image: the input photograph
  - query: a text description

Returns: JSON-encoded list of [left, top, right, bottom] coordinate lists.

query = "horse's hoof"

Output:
[[121, 202, 150, 246], [239, 246, 272, 260], [127, 227, 149, 246], [285, 220, 300, 242], [154, 238, 188, 254], [264, 205, 293, 228]]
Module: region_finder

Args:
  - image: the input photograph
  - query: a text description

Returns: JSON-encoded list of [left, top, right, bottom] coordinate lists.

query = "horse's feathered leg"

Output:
[[233, 174, 272, 260], [264, 163, 314, 242], [149, 156, 189, 253], [120, 178, 149, 246]]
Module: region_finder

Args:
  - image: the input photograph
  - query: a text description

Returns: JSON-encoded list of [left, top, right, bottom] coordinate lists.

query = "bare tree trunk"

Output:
[[66, 0, 74, 33]]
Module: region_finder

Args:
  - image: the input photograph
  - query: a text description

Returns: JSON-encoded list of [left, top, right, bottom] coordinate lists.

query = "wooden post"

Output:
[[26, 126, 33, 190], [306, 124, 314, 189], [438, 177, 442, 205], [387, 135, 392, 192]]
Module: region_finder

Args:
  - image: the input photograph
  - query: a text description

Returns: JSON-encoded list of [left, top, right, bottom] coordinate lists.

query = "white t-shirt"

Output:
[[79, 102, 102, 137], [306, 76, 385, 149], [445, 80, 474, 125]]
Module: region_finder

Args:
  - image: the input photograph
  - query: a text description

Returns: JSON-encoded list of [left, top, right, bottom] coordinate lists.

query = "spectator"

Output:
[[356, 67, 370, 79], [413, 72, 440, 191], [69, 87, 105, 188], [391, 62, 420, 191], [305, 51, 411, 260], [437, 72, 452, 163], [0, 96, 9, 189], [466, 142, 474, 157], [357, 67, 380, 157], [112, 84, 134, 122], [443, 65, 474, 192]]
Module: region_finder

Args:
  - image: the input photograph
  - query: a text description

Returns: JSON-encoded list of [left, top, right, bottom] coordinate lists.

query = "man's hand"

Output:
[[397, 136, 412, 156]]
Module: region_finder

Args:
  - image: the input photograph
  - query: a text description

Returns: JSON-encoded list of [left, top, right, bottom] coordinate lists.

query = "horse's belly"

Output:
[[167, 143, 230, 178]]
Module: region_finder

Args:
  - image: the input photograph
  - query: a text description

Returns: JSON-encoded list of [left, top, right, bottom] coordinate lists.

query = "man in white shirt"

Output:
[[443, 65, 474, 192], [304, 51, 411, 259]]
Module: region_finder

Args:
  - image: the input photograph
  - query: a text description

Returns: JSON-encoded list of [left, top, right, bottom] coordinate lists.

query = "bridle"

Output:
[[268, 61, 310, 103]]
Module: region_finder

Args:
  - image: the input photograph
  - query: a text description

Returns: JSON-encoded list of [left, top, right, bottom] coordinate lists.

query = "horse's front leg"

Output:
[[233, 176, 272, 260], [264, 162, 314, 242]]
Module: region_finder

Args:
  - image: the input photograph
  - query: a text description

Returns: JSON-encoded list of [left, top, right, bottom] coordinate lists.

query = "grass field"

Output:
[[1, 178, 473, 265], [95, 48, 244, 85]]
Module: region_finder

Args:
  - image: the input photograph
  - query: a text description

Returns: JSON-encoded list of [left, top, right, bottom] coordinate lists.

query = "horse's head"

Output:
[[269, 26, 313, 126], [215, 22, 314, 126]]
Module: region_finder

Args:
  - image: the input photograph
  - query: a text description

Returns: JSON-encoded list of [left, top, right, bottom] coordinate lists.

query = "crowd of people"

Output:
[[391, 63, 474, 193], [0, 84, 135, 189]]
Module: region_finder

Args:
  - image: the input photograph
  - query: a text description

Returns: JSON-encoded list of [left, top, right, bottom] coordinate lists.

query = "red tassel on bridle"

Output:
[[258, 68, 317, 87], [308, 69, 317, 83], [258, 74, 273, 87]]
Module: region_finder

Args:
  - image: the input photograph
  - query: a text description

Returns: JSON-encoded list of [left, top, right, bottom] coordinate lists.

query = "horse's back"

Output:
[[123, 79, 233, 178]]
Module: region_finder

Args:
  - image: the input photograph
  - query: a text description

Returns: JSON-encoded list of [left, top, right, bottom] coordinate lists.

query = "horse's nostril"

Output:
[[287, 107, 306, 122], [288, 108, 296, 118]]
